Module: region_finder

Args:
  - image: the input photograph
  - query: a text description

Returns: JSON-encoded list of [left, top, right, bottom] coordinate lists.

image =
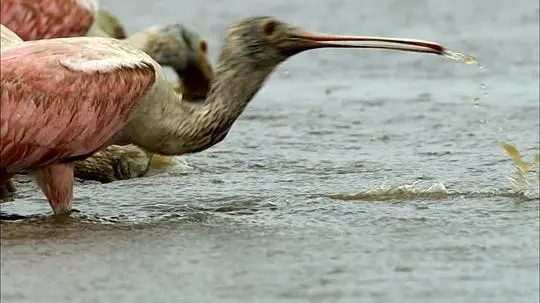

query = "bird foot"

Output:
[[0, 172, 17, 201], [52, 208, 80, 215]]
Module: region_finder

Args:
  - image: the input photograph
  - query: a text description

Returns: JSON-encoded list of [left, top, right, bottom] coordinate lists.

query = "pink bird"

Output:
[[0, 17, 448, 216], [0, 0, 97, 41]]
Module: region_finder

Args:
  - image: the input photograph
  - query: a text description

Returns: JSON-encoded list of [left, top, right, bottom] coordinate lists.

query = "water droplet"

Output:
[[442, 50, 478, 65], [472, 97, 480, 108], [480, 83, 489, 97]]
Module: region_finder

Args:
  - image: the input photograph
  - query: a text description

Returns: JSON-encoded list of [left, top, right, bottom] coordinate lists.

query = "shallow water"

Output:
[[1, 0, 539, 302]]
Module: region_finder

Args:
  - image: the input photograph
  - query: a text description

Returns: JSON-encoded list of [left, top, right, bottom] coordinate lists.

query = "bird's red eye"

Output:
[[262, 20, 276, 37], [199, 40, 208, 53]]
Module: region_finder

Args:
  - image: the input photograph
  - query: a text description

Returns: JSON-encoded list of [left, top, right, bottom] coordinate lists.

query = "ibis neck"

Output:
[[162, 58, 275, 154], [203, 58, 273, 111], [175, 64, 214, 100], [112, 58, 276, 156]]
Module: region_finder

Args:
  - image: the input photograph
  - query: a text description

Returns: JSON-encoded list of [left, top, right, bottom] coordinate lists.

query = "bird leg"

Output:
[[35, 163, 75, 215], [0, 170, 16, 200]]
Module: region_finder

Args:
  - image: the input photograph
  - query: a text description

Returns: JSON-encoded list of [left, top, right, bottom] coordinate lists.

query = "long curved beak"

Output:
[[289, 29, 446, 55]]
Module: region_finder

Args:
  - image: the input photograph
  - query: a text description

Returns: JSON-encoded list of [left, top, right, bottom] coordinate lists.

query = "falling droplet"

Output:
[[480, 83, 489, 97], [442, 50, 478, 65], [443, 50, 488, 108], [472, 97, 480, 108]]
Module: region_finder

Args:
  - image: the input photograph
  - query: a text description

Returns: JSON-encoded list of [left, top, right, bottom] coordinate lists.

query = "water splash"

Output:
[[328, 181, 450, 202], [146, 155, 195, 177], [501, 142, 540, 199], [442, 49, 537, 201], [442, 49, 488, 109], [443, 52, 537, 199], [442, 49, 478, 65], [328, 179, 538, 203], [148, 154, 175, 170]]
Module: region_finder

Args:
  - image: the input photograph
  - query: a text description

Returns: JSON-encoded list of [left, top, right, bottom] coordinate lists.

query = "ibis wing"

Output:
[[0, 0, 95, 40], [0, 39, 157, 170]]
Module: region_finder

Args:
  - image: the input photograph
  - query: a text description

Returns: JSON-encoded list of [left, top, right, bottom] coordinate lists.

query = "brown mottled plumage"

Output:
[[0, 173, 16, 199], [87, 9, 213, 90], [126, 23, 213, 95], [73, 145, 151, 183], [109, 16, 444, 159], [2, 17, 447, 214], [93, 8, 126, 39], [72, 17, 214, 184], [1, 16, 214, 197], [72, 70, 212, 183], [79, 16, 446, 163]]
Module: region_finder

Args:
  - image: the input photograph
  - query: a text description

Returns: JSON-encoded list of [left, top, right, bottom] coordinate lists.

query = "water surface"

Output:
[[1, 0, 539, 302]]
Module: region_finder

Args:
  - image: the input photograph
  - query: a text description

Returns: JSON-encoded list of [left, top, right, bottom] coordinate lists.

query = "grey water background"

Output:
[[1, 0, 539, 302]]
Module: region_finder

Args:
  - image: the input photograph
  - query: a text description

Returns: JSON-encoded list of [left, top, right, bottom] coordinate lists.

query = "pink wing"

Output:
[[0, 0, 94, 41], [0, 38, 156, 171]]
